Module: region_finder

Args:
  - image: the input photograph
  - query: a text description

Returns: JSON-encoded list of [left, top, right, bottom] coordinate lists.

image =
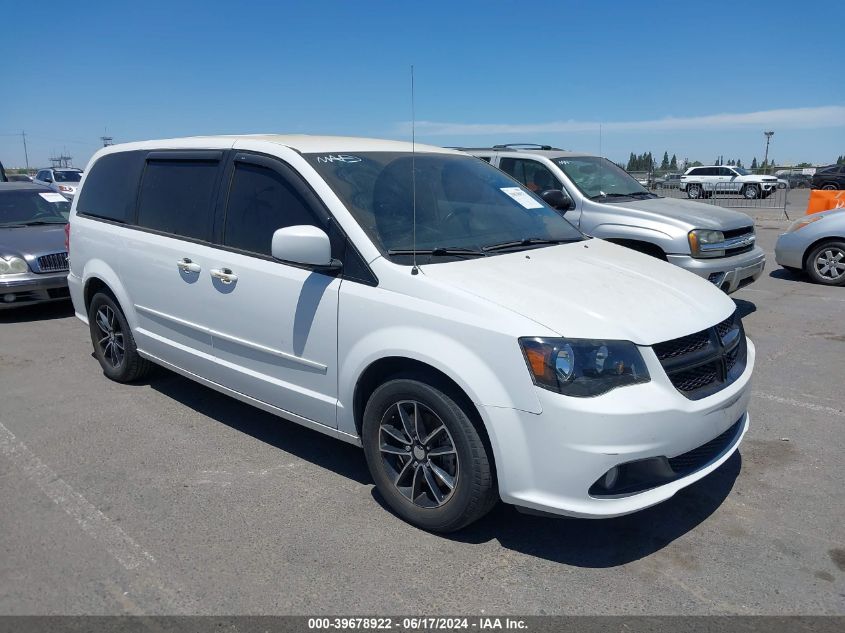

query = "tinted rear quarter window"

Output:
[[136, 159, 220, 240], [76, 151, 146, 222]]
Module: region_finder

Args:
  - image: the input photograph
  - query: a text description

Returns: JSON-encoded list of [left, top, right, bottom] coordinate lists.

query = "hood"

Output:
[[605, 196, 754, 231], [421, 238, 735, 346], [0, 224, 67, 258]]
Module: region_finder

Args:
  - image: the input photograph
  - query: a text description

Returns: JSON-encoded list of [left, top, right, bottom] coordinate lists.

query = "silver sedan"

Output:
[[775, 208, 845, 286]]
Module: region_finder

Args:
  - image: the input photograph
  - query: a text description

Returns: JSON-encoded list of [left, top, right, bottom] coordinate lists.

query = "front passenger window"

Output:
[[223, 162, 322, 256]]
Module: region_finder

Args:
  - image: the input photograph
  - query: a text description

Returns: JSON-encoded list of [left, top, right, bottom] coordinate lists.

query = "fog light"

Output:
[[603, 466, 619, 490], [4, 293, 16, 303]]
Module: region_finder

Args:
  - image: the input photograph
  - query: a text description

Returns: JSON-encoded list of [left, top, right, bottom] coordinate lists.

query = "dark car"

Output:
[[653, 173, 682, 189], [0, 160, 6, 182], [0, 183, 71, 309], [812, 164, 845, 190]]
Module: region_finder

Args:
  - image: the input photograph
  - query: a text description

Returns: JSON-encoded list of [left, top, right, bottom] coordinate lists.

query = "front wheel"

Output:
[[742, 184, 760, 199], [686, 184, 703, 199], [805, 241, 845, 286], [362, 378, 497, 532], [821, 183, 838, 191], [88, 292, 152, 382]]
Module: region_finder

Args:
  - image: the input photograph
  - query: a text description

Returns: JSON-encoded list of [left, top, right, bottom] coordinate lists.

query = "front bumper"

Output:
[[0, 271, 69, 309], [774, 231, 805, 269], [481, 338, 754, 518], [667, 246, 766, 293]]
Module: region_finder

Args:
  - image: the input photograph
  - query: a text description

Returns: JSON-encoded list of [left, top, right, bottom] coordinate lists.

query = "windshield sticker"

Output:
[[500, 187, 543, 209], [39, 192, 67, 203], [315, 154, 362, 164]]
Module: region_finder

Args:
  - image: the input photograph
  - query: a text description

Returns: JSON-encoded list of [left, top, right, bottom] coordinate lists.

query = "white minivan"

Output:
[[67, 135, 754, 532]]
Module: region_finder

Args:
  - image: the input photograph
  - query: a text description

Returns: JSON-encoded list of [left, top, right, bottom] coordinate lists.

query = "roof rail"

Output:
[[492, 143, 562, 151], [448, 144, 565, 152]]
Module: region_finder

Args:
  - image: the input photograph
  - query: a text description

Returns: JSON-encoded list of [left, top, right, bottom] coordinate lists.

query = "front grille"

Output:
[[668, 418, 743, 475], [655, 311, 747, 400], [722, 226, 755, 257], [35, 252, 68, 273]]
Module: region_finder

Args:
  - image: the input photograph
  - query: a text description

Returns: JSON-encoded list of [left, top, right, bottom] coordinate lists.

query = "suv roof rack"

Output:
[[449, 143, 565, 152], [492, 143, 562, 151]]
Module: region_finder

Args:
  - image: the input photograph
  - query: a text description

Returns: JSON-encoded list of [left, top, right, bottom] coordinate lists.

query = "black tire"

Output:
[[805, 240, 845, 286], [687, 184, 703, 199], [88, 292, 152, 382], [821, 183, 838, 191], [362, 377, 497, 532], [742, 184, 760, 199]]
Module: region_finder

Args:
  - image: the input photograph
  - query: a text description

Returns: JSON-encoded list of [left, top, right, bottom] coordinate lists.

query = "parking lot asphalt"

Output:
[[1, 190, 843, 615]]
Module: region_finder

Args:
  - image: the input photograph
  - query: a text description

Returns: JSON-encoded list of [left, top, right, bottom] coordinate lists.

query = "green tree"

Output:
[[669, 154, 678, 170], [751, 157, 758, 169], [660, 151, 670, 171], [736, 158, 743, 168]]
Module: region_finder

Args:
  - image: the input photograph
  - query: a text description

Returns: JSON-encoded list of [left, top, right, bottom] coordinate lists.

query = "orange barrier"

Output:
[[806, 190, 845, 215]]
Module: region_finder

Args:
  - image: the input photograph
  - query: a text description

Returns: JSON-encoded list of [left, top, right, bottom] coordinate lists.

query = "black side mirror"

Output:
[[540, 189, 574, 212]]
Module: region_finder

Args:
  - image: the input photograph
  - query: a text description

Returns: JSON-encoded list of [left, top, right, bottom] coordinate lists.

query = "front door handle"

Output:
[[177, 257, 201, 273], [210, 268, 238, 284]]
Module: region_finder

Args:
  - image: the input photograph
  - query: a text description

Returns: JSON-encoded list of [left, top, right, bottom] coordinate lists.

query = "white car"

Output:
[[67, 135, 754, 532], [680, 165, 779, 199], [33, 167, 84, 200]]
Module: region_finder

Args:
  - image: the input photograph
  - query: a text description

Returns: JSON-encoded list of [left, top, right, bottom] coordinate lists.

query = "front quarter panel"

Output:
[[336, 268, 551, 436]]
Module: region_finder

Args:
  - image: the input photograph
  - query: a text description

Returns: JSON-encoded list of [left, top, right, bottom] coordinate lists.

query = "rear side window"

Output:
[[137, 159, 220, 240], [76, 151, 145, 222], [222, 162, 322, 256]]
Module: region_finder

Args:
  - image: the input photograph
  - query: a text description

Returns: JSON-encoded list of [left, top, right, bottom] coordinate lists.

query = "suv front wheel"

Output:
[[742, 184, 761, 199], [686, 184, 703, 199], [805, 240, 845, 286], [362, 377, 497, 532]]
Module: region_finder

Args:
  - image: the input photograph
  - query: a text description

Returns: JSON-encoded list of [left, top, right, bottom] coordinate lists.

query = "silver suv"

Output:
[[33, 167, 84, 200], [461, 145, 765, 293]]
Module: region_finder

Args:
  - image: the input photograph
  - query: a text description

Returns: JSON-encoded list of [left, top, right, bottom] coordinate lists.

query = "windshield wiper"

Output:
[[16, 220, 67, 226], [482, 237, 578, 252], [625, 191, 657, 199], [387, 246, 485, 259]]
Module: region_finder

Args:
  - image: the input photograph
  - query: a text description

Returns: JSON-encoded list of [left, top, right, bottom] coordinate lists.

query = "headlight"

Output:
[[0, 255, 30, 275], [519, 337, 650, 397], [786, 215, 823, 233], [688, 229, 725, 257]]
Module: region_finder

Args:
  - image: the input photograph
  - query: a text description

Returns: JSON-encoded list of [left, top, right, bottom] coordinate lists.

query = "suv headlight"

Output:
[[519, 337, 650, 397], [688, 229, 725, 257], [0, 255, 30, 275]]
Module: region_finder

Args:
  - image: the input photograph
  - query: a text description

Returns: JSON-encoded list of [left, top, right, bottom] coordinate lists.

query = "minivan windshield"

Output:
[[554, 156, 651, 200], [306, 152, 583, 261], [53, 170, 82, 183]]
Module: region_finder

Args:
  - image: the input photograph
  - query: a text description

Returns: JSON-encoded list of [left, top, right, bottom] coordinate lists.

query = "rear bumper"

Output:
[[667, 247, 766, 293], [0, 272, 69, 309]]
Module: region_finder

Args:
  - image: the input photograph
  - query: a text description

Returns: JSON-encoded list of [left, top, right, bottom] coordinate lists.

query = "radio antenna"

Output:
[[410, 64, 419, 275]]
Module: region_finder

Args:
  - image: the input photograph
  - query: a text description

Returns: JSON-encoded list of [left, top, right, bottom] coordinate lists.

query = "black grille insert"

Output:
[[36, 252, 69, 273], [655, 311, 747, 400]]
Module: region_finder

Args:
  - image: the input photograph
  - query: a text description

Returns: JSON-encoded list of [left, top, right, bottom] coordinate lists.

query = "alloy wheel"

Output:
[[95, 305, 125, 368], [815, 247, 845, 280], [378, 400, 459, 508]]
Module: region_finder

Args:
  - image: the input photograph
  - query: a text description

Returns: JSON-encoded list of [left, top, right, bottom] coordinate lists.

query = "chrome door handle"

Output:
[[177, 258, 201, 273], [210, 268, 238, 284]]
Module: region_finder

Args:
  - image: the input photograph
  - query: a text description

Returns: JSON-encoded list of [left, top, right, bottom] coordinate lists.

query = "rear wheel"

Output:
[[362, 378, 496, 532], [88, 292, 152, 382], [821, 183, 838, 191], [805, 241, 845, 286]]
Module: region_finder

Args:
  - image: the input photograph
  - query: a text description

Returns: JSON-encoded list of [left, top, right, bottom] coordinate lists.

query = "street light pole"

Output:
[[763, 131, 774, 174]]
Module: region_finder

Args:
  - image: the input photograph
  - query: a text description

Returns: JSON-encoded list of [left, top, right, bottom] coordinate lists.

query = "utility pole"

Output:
[[763, 131, 774, 174], [21, 131, 30, 172]]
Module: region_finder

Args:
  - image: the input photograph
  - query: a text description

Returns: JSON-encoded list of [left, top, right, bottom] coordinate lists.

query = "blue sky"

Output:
[[2, 0, 843, 169]]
